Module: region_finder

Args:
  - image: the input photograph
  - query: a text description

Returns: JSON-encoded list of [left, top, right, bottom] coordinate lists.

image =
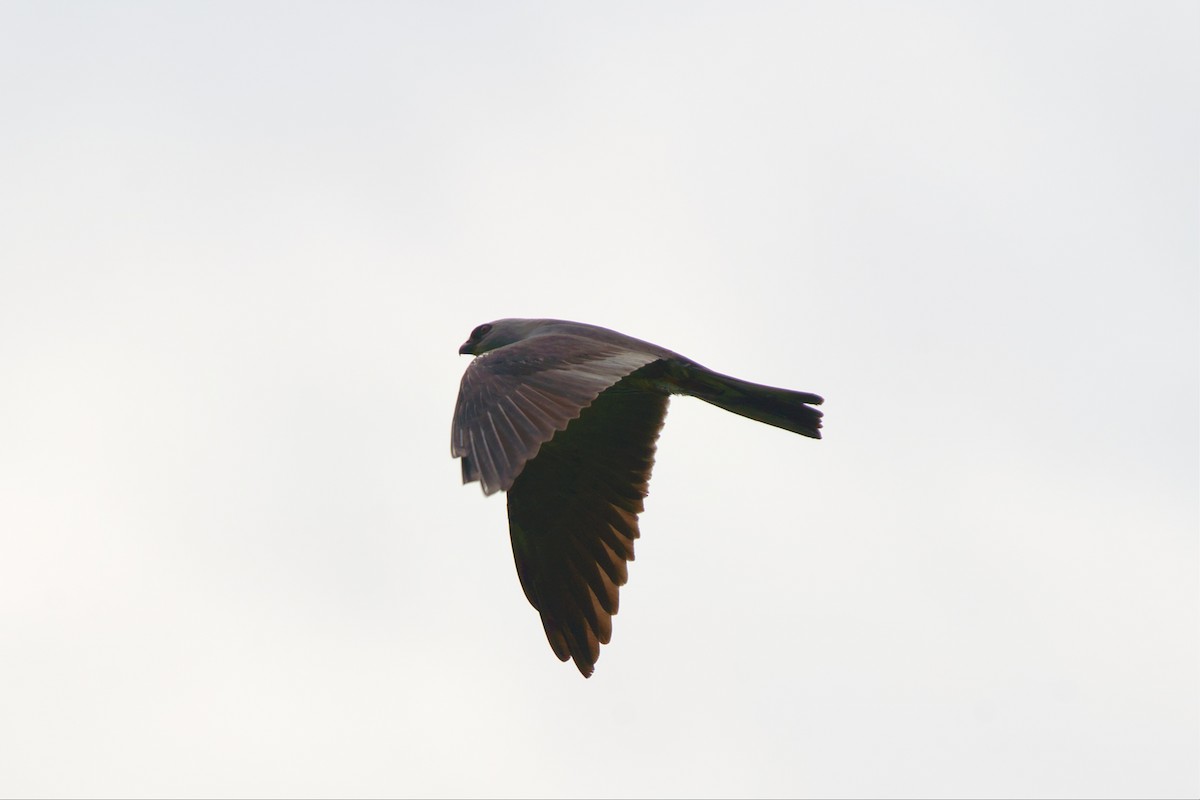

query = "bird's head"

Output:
[[458, 318, 545, 355]]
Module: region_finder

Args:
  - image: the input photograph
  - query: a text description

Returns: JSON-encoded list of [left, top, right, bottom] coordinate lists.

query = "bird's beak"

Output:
[[458, 340, 474, 355]]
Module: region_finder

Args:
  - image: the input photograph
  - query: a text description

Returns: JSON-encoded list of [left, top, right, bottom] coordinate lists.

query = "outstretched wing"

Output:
[[506, 378, 669, 677], [451, 335, 657, 495]]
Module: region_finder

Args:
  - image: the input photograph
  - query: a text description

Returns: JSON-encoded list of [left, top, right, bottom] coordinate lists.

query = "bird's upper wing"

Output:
[[451, 334, 659, 495], [506, 377, 669, 677]]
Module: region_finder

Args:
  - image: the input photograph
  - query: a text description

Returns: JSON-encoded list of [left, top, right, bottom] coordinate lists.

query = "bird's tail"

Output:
[[677, 367, 824, 439]]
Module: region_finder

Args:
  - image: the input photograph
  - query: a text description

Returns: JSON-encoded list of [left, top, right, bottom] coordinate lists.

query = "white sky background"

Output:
[[1, 1, 1196, 797]]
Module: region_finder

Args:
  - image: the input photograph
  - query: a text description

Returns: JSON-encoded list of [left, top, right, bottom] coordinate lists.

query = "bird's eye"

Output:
[[472, 323, 493, 339]]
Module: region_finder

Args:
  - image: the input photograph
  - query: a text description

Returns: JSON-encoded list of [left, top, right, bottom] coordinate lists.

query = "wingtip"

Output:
[[574, 658, 596, 678]]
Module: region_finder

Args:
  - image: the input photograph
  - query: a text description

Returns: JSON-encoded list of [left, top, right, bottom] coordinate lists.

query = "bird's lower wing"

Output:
[[505, 380, 669, 677]]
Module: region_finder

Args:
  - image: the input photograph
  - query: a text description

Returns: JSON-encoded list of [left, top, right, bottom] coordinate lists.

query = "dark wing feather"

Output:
[[505, 377, 670, 677], [451, 336, 658, 495]]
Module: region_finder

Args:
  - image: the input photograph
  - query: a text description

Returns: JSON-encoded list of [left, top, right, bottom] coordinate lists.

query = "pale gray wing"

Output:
[[451, 335, 659, 495], [506, 376, 669, 677]]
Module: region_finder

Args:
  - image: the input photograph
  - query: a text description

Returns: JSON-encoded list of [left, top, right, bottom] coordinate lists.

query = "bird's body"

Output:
[[452, 318, 823, 676]]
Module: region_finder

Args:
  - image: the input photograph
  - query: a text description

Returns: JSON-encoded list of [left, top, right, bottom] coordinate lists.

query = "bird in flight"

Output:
[[451, 318, 823, 677]]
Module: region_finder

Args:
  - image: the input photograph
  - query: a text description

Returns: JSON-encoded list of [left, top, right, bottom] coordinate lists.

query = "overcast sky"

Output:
[[1, 2, 1196, 798]]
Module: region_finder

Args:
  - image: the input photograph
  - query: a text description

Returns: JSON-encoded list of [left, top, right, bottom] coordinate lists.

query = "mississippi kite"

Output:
[[451, 318, 823, 677]]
